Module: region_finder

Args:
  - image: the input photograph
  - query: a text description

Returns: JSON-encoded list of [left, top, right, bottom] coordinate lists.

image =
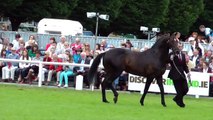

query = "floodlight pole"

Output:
[[94, 12, 99, 52]]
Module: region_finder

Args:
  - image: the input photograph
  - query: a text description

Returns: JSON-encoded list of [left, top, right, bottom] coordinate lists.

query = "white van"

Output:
[[37, 18, 83, 36]]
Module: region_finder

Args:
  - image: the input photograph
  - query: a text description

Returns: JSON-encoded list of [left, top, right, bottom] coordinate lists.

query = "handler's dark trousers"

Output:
[[172, 78, 189, 103]]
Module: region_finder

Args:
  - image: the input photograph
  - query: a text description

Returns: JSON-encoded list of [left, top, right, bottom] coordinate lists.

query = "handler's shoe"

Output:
[[173, 98, 185, 108]]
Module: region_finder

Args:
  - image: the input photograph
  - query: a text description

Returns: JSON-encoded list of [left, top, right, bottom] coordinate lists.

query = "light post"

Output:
[[87, 12, 109, 51], [140, 26, 160, 47]]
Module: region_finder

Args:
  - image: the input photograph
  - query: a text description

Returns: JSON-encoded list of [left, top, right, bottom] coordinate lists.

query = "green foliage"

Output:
[[111, 0, 170, 35], [4, 0, 78, 30], [0, 0, 23, 15], [199, 0, 213, 28], [164, 0, 204, 34]]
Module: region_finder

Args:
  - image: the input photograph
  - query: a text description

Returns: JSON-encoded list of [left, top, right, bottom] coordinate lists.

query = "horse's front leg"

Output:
[[140, 77, 153, 106], [156, 76, 166, 107]]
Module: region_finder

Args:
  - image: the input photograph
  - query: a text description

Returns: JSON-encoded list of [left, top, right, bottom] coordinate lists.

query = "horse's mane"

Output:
[[151, 33, 170, 49]]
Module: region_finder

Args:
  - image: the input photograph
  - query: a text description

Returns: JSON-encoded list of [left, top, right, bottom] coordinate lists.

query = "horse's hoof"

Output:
[[113, 97, 118, 104], [103, 100, 110, 103], [162, 104, 167, 107], [140, 102, 144, 106]]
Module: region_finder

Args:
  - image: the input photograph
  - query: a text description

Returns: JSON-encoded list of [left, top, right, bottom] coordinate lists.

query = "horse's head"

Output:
[[167, 32, 179, 54]]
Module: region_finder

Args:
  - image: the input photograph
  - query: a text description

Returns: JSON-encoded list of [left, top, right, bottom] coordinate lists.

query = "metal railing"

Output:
[[0, 31, 209, 51]]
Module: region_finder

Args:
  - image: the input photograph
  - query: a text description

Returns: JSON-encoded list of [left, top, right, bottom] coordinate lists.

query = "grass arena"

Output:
[[0, 84, 212, 120]]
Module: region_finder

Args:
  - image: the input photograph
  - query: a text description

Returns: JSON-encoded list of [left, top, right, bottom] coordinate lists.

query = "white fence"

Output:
[[0, 58, 92, 87]]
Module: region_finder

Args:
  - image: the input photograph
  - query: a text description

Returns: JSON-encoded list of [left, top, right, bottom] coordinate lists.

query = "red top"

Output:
[[49, 58, 63, 72]]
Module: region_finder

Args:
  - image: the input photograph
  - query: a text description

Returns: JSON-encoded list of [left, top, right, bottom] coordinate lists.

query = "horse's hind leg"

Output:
[[156, 76, 166, 107], [101, 72, 121, 103], [140, 77, 153, 106], [101, 79, 109, 103]]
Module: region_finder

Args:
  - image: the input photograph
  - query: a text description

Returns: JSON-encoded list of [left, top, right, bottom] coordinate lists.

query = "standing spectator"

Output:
[[12, 33, 21, 50], [25, 35, 37, 48], [45, 37, 56, 51], [46, 54, 63, 85], [83, 43, 93, 57], [199, 25, 213, 42], [71, 38, 82, 55], [2, 47, 19, 82], [56, 36, 66, 54], [17, 50, 31, 83]]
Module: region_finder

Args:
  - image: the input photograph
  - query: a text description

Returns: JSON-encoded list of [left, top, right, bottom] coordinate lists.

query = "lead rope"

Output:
[[171, 59, 192, 86]]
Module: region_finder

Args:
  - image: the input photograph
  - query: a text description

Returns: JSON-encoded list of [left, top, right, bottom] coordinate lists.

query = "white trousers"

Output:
[[2, 66, 18, 80]]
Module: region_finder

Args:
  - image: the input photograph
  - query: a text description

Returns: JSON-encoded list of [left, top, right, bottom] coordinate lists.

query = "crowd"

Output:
[[0, 25, 212, 93]]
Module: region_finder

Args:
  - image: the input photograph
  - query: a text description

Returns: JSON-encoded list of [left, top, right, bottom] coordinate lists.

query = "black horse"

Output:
[[88, 33, 179, 107]]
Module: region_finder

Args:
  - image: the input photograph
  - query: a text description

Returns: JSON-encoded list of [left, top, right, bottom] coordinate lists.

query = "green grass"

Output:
[[0, 84, 212, 120]]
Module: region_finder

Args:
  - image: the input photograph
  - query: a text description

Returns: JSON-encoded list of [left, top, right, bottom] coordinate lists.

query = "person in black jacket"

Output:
[[168, 42, 191, 107]]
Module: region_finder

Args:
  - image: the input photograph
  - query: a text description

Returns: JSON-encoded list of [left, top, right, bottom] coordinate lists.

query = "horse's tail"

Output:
[[88, 52, 105, 84]]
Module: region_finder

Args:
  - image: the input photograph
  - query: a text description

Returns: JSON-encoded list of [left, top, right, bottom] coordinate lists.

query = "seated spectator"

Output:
[[12, 33, 21, 50], [16, 42, 27, 56], [198, 62, 212, 73], [73, 52, 91, 87], [17, 50, 31, 83], [28, 44, 39, 58], [126, 40, 133, 50], [25, 51, 43, 84], [95, 43, 101, 54], [204, 50, 212, 63], [46, 54, 63, 85], [58, 54, 75, 88], [73, 49, 82, 63], [56, 36, 66, 51], [185, 55, 195, 71], [2, 47, 19, 82], [6, 43, 13, 55], [46, 37, 56, 51]]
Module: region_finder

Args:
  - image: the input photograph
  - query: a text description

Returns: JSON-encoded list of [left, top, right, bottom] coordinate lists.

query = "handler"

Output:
[[168, 41, 191, 107]]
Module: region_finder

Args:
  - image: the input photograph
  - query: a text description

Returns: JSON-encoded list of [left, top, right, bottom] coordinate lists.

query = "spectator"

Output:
[[25, 35, 37, 48], [56, 36, 66, 50], [126, 40, 133, 50], [71, 38, 82, 55], [95, 43, 101, 54], [12, 33, 21, 50], [207, 41, 213, 53], [73, 49, 82, 63], [185, 55, 195, 71], [0, 48, 7, 74], [6, 43, 13, 56], [28, 44, 39, 58], [83, 43, 93, 57], [100, 44, 105, 53], [204, 50, 212, 63], [101, 39, 108, 49], [17, 50, 31, 83], [199, 25, 213, 42], [45, 37, 56, 51], [25, 51, 43, 84], [199, 62, 212, 73], [174, 32, 181, 41], [46, 54, 63, 85], [16, 42, 27, 56], [58, 54, 75, 88], [74, 52, 91, 88], [190, 48, 202, 67], [2, 47, 19, 82]]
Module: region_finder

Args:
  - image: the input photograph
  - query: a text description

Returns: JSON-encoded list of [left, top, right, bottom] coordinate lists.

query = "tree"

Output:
[[4, 0, 78, 31], [0, 0, 23, 16], [110, 0, 170, 36], [70, 0, 125, 36], [163, 0, 204, 34]]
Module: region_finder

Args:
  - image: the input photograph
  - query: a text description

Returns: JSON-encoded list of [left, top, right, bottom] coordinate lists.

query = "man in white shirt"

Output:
[[12, 33, 21, 50]]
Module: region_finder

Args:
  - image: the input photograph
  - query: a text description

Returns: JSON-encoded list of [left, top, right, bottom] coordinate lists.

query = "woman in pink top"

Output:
[[45, 37, 56, 50], [70, 38, 82, 55]]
